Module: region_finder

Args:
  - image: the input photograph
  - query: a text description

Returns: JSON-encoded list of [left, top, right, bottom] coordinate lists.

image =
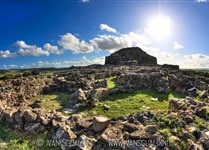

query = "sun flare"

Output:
[[147, 15, 172, 40]]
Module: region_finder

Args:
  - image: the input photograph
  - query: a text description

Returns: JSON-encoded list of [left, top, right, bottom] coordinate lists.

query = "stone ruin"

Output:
[[105, 47, 157, 66], [0, 54, 209, 149]]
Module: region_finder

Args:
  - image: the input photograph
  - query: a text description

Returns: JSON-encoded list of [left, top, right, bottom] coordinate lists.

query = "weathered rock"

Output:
[[76, 118, 92, 129], [184, 114, 194, 124], [195, 107, 207, 118], [76, 134, 97, 150], [24, 123, 46, 134], [200, 132, 209, 150], [187, 139, 204, 150], [92, 116, 110, 133], [53, 126, 77, 140], [129, 130, 149, 140], [91, 88, 109, 102], [70, 88, 86, 102], [145, 125, 158, 134], [188, 87, 199, 97], [38, 116, 50, 126], [169, 98, 187, 112], [2, 107, 17, 124], [24, 110, 37, 123], [100, 126, 123, 145], [186, 96, 197, 105], [122, 122, 139, 133]]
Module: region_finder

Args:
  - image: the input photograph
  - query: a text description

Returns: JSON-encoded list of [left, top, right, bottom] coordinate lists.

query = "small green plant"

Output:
[[194, 118, 207, 130], [22, 71, 31, 77], [180, 141, 187, 150], [162, 128, 171, 139], [31, 70, 40, 75]]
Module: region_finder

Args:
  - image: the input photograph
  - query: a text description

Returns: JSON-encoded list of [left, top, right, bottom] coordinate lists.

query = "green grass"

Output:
[[0, 121, 33, 150], [107, 76, 117, 89], [96, 76, 117, 89], [27, 92, 71, 111], [80, 88, 185, 118], [0, 121, 61, 150]]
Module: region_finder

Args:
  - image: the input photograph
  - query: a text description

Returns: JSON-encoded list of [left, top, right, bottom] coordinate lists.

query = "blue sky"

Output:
[[0, 0, 209, 69]]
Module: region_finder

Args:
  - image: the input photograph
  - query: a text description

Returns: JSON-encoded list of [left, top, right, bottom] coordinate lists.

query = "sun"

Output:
[[147, 15, 172, 40]]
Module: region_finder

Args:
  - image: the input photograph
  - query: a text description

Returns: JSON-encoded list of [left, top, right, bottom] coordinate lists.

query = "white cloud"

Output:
[[58, 33, 93, 54], [0, 50, 16, 58], [161, 52, 172, 59], [196, 0, 208, 2], [8, 64, 18, 68], [43, 43, 63, 54], [156, 53, 209, 68], [100, 24, 117, 33], [91, 32, 151, 52], [91, 34, 129, 51], [16, 41, 49, 56], [183, 54, 209, 68], [7, 56, 105, 69], [173, 41, 184, 49]]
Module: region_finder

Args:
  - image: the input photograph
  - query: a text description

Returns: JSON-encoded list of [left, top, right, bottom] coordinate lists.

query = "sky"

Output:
[[0, 0, 209, 69]]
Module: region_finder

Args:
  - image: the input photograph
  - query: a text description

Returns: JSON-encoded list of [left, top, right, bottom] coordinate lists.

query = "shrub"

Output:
[[22, 71, 31, 77], [31, 70, 40, 75], [1, 73, 21, 80]]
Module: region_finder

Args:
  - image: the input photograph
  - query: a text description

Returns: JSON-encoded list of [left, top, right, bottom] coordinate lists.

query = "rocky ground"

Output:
[[0, 65, 209, 150]]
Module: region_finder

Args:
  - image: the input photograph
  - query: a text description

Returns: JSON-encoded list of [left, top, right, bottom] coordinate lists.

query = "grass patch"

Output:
[[27, 92, 71, 111], [107, 76, 117, 89], [96, 76, 117, 89], [80, 88, 185, 118], [0, 121, 61, 150], [0, 121, 33, 150]]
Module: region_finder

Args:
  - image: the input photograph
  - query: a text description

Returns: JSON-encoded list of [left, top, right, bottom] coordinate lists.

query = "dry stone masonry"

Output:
[[105, 47, 157, 65], [0, 47, 209, 149]]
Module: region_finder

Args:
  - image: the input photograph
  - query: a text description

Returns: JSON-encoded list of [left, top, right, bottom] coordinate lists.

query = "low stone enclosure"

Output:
[[0, 65, 209, 149]]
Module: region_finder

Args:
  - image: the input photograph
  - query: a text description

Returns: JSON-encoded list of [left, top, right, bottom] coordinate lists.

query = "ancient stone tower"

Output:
[[105, 47, 157, 65]]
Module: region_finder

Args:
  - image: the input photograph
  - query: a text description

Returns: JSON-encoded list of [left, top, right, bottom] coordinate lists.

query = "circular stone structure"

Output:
[[105, 47, 157, 65]]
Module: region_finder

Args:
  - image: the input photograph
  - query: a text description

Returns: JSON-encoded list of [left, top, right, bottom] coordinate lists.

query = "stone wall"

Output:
[[0, 65, 209, 149]]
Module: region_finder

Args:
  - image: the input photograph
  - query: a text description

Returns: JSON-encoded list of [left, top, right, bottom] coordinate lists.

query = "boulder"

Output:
[[186, 96, 197, 105], [92, 116, 110, 133], [145, 125, 158, 134], [188, 87, 198, 97], [76, 135, 97, 150], [76, 118, 92, 129], [195, 107, 207, 118], [2, 107, 17, 124], [169, 98, 187, 112], [70, 88, 86, 102], [122, 122, 139, 133], [183, 114, 194, 124], [129, 130, 149, 140], [53, 126, 77, 140], [24, 123, 46, 134], [91, 88, 109, 102], [23, 110, 37, 123], [100, 126, 123, 144]]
